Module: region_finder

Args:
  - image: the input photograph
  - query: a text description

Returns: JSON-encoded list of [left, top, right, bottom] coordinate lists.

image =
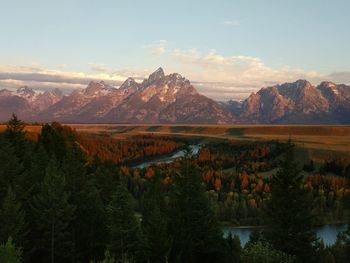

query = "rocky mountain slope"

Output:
[[239, 80, 350, 124], [0, 68, 234, 124], [0, 86, 63, 121], [0, 68, 349, 124]]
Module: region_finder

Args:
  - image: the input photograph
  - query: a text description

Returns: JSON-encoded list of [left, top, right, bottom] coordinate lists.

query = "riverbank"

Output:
[[221, 218, 348, 229], [223, 223, 348, 246], [132, 144, 201, 168]]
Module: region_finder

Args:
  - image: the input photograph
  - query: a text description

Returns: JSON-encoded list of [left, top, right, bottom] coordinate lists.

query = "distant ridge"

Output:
[[0, 68, 349, 124]]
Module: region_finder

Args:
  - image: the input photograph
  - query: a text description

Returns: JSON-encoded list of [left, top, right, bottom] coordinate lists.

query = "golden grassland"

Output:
[[1, 124, 349, 158], [69, 124, 350, 149]]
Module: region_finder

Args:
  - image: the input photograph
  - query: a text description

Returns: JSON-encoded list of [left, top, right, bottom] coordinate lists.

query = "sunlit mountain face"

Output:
[[0, 68, 349, 124]]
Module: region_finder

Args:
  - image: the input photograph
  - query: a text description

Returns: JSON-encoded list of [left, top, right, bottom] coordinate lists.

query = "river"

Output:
[[134, 144, 201, 169], [223, 224, 348, 246], [135, 145, 348, 246]]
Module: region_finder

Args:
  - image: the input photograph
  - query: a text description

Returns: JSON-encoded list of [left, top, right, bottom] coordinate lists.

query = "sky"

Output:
[[0, 0, 349, 100]]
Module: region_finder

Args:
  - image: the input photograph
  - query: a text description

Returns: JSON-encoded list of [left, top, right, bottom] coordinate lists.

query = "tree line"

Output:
[[0, 115, 349, 262]]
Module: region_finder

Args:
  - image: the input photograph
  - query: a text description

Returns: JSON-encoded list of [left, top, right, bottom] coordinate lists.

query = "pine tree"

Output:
[[0, 237, 22, 263], [62, 143, 90, 261], [38, 123, 67, 161], [30, 160, 75, 263], [225, 233, 242, 263], [241, 241, 296, 263], [64, 146, 107, 262], [4, 114, 26, 142], [343, 193, 350, 260], [142, 177, 171, 263], [264, 147, 317, 262], [4, 114, 27, 158], [0, 186, 27, 246], [107, 182, 144, 261], [168, 160, 228, 263], [79, 181, 107, 262], [0, 142, 22, 201], [97, 249, 116, 263]]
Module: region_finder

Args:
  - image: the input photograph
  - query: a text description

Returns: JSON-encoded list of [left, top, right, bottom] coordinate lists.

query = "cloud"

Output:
[[222, 20, 240, 26], [1, 50, 349, 101], [164, 48, 331, 100], [88, 63, 109, 73], [0, 64, 151, 93], [328, 71, 350, 83], [0, 79, 86, 93], [145, 40, 168, 56]]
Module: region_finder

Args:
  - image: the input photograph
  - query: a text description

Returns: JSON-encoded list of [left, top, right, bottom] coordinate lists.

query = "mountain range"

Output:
[[0, 67, 349, 124]]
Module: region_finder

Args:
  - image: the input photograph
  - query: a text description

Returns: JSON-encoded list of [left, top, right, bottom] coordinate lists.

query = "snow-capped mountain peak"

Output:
[[16, 86, 36, 100], [83, 81, 115, 96]]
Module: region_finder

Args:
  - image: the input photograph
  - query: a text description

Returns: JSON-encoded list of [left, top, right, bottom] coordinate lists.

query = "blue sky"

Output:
[[0, 0, 349, 100]]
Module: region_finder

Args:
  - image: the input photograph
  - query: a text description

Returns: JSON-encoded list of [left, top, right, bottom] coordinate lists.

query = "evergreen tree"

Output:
[[0, 142, 22, 200], [107, 182, 144, 261], [329, 233, 348, 263], [27, 144, 49, 194], [264, 147, 317, 262], [94, 162, 120, 205], [38, 123, 68, 162], [65, 147, 108, 262], [30, 160, 75, 263], [0, 237, 22, 263], [0, 187, 27, 246], [79, 181, 108, 262], [316, 241, 335, 263], [2, 115, 36, 207], [4, 114, 27, 158], [62, 143, 91, 261], [4, 114, 26, 143], [225, 233, 241, 263], [142, 177, 171, 263], [342, 193, 350, 260], [241, 241, 295, 263], [168, 160, 228, 263], [96, 250, 116, 263]]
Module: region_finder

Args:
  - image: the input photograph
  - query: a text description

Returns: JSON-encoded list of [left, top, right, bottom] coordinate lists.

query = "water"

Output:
[[223, 224, 348, 246], [134, 145, 348, 247], [134, 144, 201, 169]]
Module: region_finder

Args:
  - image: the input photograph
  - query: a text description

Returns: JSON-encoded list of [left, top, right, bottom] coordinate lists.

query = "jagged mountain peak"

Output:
[[318, 81, 338, 92], [168, 72, 183, 80], [143, 67, 165, 85], [86, 80, 106, 88], [240, 80, 350, 123], [276, 79, 314, 92], [51, 88, 63, 96], [151, 67, 164, 77], [16, 86, 36, 100], [17, 85, 35, 94], [274, 79, 316, 101], [319, 81, 336, 87], [294, 79, 312, 87], [1, 72, 350, 124], [120, 77, 138, 90], [42, 88, 63, 97], [317, 81, 344, 102], [0, 89, 13, 97], [83, 80, 114, 96]]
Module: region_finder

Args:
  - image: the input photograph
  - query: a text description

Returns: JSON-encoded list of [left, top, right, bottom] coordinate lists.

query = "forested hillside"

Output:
[[0, 115, 350, 262]]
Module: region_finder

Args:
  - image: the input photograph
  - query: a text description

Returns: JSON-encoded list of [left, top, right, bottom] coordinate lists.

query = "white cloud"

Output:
[[223, 20, 240, 26], [163, 48, 330, 99], [88, 63, 109, 73], [1, 48, 349, 101], [328, 71, 350, 83], [145, 40, 168, 56], [0, 64, 151, 93]]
